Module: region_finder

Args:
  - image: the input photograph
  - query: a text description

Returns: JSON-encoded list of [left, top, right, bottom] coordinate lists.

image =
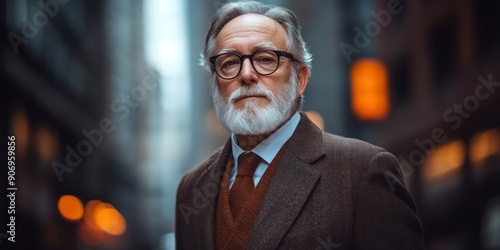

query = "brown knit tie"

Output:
[[229, 152, 261, 219]]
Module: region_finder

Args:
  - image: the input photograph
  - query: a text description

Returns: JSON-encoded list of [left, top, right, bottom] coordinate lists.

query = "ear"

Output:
[[297, 65, 309, 96]]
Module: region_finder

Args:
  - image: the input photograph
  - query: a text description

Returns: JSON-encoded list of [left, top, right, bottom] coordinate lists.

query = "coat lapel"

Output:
[[247, 113, 325, 249], [192, 140, 232, 249]]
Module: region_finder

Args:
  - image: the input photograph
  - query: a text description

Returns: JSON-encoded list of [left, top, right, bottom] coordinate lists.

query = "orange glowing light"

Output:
[[84, 200, 103, 228], [423, 140, 466, 181], [350, 59, 389, 120], [11, 108, 30, 157], [94, 203, 127, 236], [58, 195, 84, 221], [469, 128, 500, 167], [35, 126, 59, 165]]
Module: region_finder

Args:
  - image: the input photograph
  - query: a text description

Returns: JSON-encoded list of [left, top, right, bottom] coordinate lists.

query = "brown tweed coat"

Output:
[[175, 113, 425, 249]]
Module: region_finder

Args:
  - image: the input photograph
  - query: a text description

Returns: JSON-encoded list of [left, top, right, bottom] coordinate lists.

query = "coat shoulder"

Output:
[[321, 132, 386, 161], [317, 131, 404, 182]]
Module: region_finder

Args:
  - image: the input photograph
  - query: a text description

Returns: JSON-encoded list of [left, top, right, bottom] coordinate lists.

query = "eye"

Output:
[[253, 51, 277, 65], [218, 55, 240, 70], [255, 56, 276, 64], [261, 57, 275, 63], [222, 60, 238, 68]]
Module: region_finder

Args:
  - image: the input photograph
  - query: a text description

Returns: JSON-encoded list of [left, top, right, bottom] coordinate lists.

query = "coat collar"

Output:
[[192, 140, 232, 249], [246, 112, 325, 249], [287, 112, 326, 164]]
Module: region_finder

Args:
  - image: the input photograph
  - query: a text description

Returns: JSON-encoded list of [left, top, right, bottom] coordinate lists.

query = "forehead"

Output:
[[214, 13, 287, 54]]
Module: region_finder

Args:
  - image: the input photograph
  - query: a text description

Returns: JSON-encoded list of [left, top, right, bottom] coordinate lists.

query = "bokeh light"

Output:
[[350, 58, 389, 121], [58, 195, 84, 221], [423, 140, 466, 181], [94, 203, 127, 236], [10, 108, 30, 157], [470, 128, 500, 168], [34, 125, 59, 165]]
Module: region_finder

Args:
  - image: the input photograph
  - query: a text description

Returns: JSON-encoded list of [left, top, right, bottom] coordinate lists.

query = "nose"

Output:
[[239, 58, 258, 85]]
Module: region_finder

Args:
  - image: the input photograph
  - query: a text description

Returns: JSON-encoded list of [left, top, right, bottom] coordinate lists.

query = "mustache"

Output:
[[228, 85, 273, 103]]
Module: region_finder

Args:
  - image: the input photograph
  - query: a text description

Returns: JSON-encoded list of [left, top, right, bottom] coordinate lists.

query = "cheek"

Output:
[[217, 81, 237, 99], [268, 76, 290, 94]]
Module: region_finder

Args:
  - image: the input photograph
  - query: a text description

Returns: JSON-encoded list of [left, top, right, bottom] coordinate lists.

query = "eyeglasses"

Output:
[[209, 50, 295, 80]]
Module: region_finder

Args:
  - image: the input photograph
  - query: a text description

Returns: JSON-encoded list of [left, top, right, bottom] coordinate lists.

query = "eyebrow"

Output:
[[254, 42, 278, 51], [217, 42, 278, 55]]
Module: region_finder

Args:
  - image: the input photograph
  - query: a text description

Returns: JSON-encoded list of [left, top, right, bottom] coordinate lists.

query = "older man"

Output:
[[175, 1, 424, 249]]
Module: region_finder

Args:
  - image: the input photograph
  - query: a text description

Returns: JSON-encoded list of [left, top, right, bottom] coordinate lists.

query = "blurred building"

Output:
[[370, 0, 500, 249], [1, 0, 163, 249], [185, 0, 229, 168]]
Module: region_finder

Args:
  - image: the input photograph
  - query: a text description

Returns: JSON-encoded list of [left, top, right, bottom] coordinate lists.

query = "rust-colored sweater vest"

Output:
[[215, 143, 288, 250]]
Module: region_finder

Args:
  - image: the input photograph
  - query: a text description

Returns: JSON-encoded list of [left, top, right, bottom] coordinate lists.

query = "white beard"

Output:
[[211, 70, 299, 135]]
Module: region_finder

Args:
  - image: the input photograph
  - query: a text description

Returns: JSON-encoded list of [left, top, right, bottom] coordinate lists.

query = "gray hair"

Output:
[[200, 0, 312, 75]]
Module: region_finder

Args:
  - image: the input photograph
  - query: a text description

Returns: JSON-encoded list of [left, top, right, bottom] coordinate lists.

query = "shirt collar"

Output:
[[231, 112, 300, 163]]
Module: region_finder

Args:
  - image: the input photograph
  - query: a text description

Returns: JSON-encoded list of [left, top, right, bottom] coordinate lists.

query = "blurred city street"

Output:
[[1, 0, 500, 249]]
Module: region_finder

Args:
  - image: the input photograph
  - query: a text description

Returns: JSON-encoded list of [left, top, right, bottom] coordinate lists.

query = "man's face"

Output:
[[211, 14, 308, 135], [214, 13, 294, 110]]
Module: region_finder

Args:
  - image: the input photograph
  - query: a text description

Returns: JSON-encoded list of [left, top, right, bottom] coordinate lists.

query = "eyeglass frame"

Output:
[[209, 50, 296, 80]]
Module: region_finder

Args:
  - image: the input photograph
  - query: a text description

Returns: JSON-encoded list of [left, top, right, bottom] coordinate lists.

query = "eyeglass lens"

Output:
[[214, 50, 280, 79]]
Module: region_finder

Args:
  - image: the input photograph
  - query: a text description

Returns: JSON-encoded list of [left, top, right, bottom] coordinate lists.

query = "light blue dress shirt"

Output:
[[229, 112, 301, 189]]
